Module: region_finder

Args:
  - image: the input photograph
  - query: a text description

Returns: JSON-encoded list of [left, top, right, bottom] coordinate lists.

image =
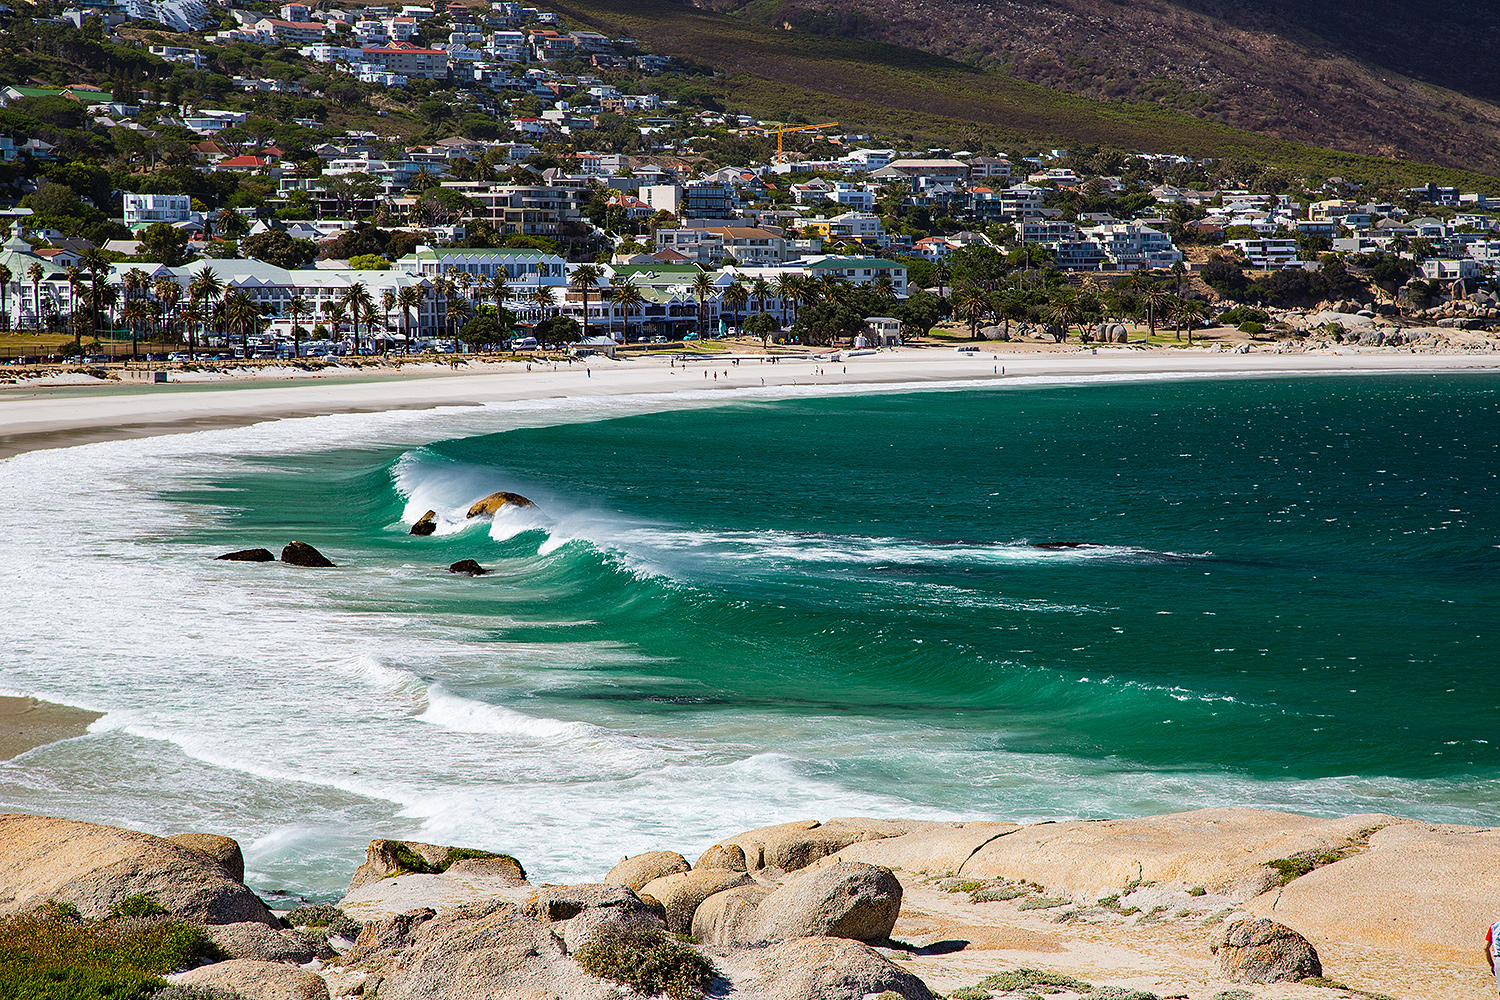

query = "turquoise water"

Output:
[[2, 372, 1497, 899]]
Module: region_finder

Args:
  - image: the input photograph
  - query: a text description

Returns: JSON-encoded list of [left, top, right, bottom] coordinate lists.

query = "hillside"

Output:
[[689, 0, 1500, 175]]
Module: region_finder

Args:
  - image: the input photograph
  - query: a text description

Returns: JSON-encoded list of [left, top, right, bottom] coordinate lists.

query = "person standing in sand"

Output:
[[1488, 919, 1500, 992]]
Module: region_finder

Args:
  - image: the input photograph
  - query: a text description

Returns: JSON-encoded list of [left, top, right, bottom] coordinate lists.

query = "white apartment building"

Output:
[[396, 246, 568, 287], [1084, 222, 1181, 269], [123, 193, 192, 227], [1227, 238, 1302, 269]]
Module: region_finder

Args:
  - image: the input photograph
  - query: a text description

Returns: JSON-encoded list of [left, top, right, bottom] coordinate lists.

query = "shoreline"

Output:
[[0, 696, 103, 761], [4, 347, 1500, 460]]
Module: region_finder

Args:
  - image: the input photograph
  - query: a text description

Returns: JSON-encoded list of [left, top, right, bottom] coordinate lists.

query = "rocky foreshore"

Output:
[[1, 808, 1496, 1000]]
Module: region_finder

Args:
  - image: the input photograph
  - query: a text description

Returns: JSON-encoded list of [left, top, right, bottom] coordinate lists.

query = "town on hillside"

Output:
[[2, 0, 1500, 364]]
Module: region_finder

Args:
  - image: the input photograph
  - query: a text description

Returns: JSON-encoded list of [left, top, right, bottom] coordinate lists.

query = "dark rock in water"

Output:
[[282, 541, 335, 567], [466, 491, 535, 518], [448, 559, 487, 576], [410, 510, 438, 536], [217, 548, 275, 562]]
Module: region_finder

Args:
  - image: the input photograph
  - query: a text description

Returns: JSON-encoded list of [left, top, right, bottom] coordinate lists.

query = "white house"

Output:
[[123, 193, 192, 228]]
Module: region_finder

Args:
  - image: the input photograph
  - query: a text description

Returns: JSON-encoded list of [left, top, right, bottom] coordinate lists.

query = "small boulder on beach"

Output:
[[217, 548, 275, 562], [410, 511, 438, 536], [465, 491, 535, 518], [604, 850, 690, 891], [281, 541, 334, 567], [1212, 916, 1322, 982], [448, 559, 487, 576], [177, 958, 331, 1000], [743, 861, 902, 945]]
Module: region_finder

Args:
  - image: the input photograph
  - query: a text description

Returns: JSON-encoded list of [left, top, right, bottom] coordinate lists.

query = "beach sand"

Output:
[[4, 346, 1499, 459], [0, 696, 102, 761]]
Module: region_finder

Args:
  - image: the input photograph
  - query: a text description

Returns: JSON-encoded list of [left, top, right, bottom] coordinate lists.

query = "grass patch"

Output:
[[1211, 991, 1254, 1000], [1016, 896, 1070, 911], [0, 907, 219, 1000], [286, 904, 362, 938], [971, 887, 1028, 903], [573, 924, 716, 1000], [949, 989, 993, 1000], [1187, 886, 1207, 897], [108, 895, 170, 919], [978, 968, 1091, 992]]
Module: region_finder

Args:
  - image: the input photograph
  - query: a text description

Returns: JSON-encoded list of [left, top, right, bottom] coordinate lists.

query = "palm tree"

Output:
[[322, 301, 346, 347], [1140, 281, 1171, 341], [722, 280, 749, 336], [690, 271, 715, 339], [187, 268, 222, 361], [64, 265, 84, 356], [485, 272, 510, 322], [750, 276, 772, 322], [957, 288, 988, 339], [530, 284, 556, 330], [223, 291, 260, 356], [774, 272, 798, 328], [154, 278, 181, 354], [432, 276, 453, 347], [27, 261, 44, 332], [80, 249, 110, 342], [398, 285, 424, 354], [341, 281, 374, 355], [609, 275, 644, 342], [288, 294, 308, 359], [1045, 291, 1079, 343], [570, 264, 604, 341], [178, 301, 202, 355], [378, 287, 396, 353], [0, 263, 11, 332], [122, 299, 147, 361], [1171, 297, 1210, 344]]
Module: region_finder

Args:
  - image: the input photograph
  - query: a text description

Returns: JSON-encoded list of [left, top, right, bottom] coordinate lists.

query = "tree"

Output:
[[569, 264, 604, 341], [380, 288, 396, 351], [0, 263, 10, 332], [530, 284, 556, 329], [141, 222, 190, 267], [188, 267, 223, 361], [690, 271, 715, 339], [892, 290, 947, 336], [288, 294, 308, 359], [80, 248, 110, 342], [28, 262, 45, 331], [609, 275, 644, 341], [223, 290, 260, 356], [342, 281, 374, 355], [241, 230, 317, 269], [154, 277, 181, 349], [459, 313, 504, 349], [1045, 291, 1079, 342], [398, 285, 424, 353], [774, 272, 799, 326], [350, 254, 391, 270], [745, 311, 778, 345], [791, 298, 866, 347], [721, 280, 749, 335]]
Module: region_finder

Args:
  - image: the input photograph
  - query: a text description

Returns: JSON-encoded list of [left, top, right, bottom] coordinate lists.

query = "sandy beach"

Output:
[[0, 696, 102, 761], [4, 346, 1499, 459]]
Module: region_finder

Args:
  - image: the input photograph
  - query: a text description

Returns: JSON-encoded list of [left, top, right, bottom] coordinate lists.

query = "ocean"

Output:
[[1, 371, 1497, 904]]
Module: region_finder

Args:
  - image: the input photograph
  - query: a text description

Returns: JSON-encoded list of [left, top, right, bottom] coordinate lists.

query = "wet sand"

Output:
[[0, 696, 102, 760]]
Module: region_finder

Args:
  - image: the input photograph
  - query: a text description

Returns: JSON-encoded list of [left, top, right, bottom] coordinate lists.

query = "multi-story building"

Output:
[[1226, 238, 1302, 269], [361, 42, 449, 79], [437, 181, 589, 236], [123, 193, 192, 228], [799, 255, 907, 296], [395, 246, 568, 290], [251, 18, 328, 43]]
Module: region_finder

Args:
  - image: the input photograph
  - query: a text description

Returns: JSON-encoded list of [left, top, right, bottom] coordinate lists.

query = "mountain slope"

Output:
[[696, 0, 1500, 174]]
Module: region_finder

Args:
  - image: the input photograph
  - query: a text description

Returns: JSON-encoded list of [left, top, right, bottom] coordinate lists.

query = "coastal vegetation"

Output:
[[0, 901, 219, 1000], [571, 922, 717, 1000]]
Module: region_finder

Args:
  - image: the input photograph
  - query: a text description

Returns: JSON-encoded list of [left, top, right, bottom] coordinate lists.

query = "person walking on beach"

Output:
[[1487, 919, 1500, 991]]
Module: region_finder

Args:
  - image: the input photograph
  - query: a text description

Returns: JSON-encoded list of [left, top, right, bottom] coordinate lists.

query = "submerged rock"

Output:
[[465, 491, 535, 518], [1213, 917, 1322, 982], [216, 548, 275, 562], [409, 511, 438, 536], [280, 541, 334, 567], [448, 559, 487, 576]]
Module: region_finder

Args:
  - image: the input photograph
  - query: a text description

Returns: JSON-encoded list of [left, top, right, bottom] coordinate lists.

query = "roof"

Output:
[[703, 227, 780, 240], [403, 247, 563, 260], [804, 256, 901, 269], [7, 86, 114, 104]]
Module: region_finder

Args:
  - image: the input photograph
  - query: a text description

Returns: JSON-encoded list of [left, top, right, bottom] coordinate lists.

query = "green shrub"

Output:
[[109, 895, 170, 919], [971, 887, 1026, 903], [948, 988, 993, 999], [0, 909, 219, 1000], [1016, 896, 1070, 911], [1212, 991, 1255, 1000], [1187, 886, 1207, 897], [978, 968, 1091, 992], [573, 925, 716, 1000], [286, 905, 362, 938], [1089, 989, 1159, 1000], [41, 899, 82, 921], [1238, 320, 1265, 334]]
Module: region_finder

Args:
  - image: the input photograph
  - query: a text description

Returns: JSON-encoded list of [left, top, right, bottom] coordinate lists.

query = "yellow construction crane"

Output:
[[755, 122, 839, 163]]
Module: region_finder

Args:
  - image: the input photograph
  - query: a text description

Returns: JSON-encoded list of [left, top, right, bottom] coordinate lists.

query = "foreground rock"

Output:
[[206, 921, 324, 963], [0, 814, 275, 925], [346, 839, 525, 891], [956, 807, 1404, 900], [409, 511, 437, 536], [216, 548, 275, 562], [745, 861, 902, 945], [603, 849, 690, 890], [339, 840, 532, 923], [280, 541, 334, 567], [166, 832, 245, 883], [1243, 821, 1500, 965], [1212, 917, 1322, 982], [177, 958, 330, 1000], [639, 868, 753, 933], [819, 821, 1019, 875], [466, 491, 535, 518], [365, 900, 615, 1000], [715, 818, 933, 873], [709, 936, 936, 1000], [447, 559, 487, 576]]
